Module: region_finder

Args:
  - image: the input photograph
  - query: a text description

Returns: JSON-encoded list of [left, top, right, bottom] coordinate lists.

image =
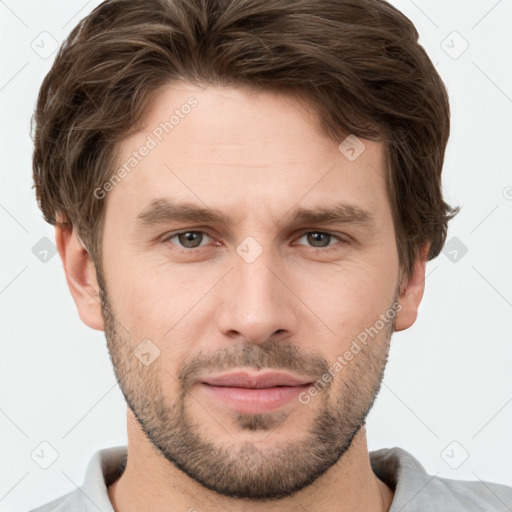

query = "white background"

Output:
[[1, 0, 511, 510]]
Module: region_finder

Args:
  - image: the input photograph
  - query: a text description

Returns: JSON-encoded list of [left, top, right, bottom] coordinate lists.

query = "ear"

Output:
[[55, 215, 105, 331], [394, 244, 429, 332]]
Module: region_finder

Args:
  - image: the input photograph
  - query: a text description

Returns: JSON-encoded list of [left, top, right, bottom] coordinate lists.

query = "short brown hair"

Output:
[[32, 0, 459, 283]]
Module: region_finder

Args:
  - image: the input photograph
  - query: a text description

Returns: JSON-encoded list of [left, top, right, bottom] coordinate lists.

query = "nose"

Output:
[[215, 243, 298, 345]]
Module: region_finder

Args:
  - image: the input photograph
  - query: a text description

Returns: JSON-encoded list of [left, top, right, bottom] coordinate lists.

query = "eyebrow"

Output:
[[135, 198, 376, 230]]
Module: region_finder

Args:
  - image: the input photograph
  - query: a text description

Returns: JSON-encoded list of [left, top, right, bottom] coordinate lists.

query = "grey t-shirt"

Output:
[[29, 445, 512, 511]]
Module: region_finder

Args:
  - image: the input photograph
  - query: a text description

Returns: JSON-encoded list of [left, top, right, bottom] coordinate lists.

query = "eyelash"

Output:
[[161, 229, 348, 253]]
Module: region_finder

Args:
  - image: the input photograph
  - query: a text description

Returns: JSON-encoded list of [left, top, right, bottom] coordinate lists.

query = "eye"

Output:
[[160, 229, 348, 253], [294, 231, 347, 251], [162, 230, 213, 249]]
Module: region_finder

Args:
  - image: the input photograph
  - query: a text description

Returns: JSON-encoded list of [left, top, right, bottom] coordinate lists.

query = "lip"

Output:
[[201, 370, 313, 388], [199, 371, 314, 414]]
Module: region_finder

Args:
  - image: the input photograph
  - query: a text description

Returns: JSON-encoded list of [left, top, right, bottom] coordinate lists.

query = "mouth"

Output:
[[199, 370, 314, 414]]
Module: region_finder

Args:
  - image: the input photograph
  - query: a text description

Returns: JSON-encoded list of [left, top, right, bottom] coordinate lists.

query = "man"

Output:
[[29, 0, 512, 510]]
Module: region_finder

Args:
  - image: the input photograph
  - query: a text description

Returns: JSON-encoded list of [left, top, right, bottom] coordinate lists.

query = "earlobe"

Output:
[[394, 244, 429, 332], [55, 218, 105, 331]]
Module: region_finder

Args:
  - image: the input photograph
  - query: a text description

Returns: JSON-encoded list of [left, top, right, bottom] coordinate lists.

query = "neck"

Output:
[[108, 409, 394, 512]]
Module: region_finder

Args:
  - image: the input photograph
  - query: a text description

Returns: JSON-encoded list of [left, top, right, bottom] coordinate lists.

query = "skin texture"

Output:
[[56, 82, 427, 511]]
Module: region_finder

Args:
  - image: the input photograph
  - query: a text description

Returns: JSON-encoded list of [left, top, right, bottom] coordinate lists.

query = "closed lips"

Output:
[[201, 372, 313, 388]]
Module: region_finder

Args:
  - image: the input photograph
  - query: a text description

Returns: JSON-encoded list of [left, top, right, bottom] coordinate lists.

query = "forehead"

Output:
[[104, 82, 390, 226]]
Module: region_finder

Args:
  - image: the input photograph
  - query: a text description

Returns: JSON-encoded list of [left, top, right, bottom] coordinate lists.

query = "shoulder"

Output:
[[27, 445, 127, 512], [370, 446, 512, 511]]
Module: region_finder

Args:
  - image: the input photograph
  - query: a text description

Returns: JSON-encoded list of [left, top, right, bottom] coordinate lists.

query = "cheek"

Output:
[[105, 241, 201, 312], [293, 259, 396, 350], [105, 261, 216, 368]]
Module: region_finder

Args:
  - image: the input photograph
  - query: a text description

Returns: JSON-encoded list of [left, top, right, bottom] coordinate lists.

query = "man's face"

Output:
[[97, 83, 402, 499]]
